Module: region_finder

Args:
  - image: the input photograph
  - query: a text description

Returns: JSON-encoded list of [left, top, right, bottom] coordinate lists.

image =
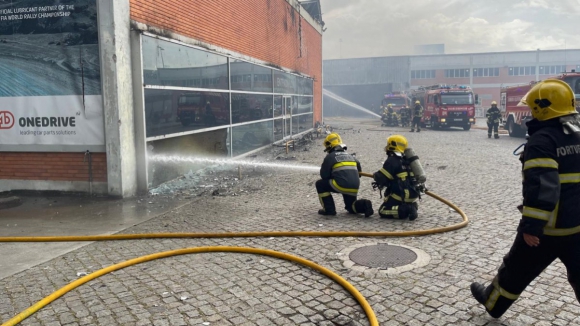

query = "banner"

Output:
[[0, 0, 103, 151], [0, 95, 104, 146]]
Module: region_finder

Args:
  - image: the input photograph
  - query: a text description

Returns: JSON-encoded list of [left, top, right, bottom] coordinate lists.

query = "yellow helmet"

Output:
[[387, 104, 393, 108], [525, 79, 576, 121], [385, 135, 408, 153], [415, 100, 420, 105], [491, 101, 497, 105], [323, 133, 343, 152]]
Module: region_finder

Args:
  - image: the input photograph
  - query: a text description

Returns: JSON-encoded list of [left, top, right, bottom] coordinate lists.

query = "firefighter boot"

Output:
[[471, 282, 488, 306], [318, 193, 337, 216], [399, 204, 418, 221], [470, 282, 511, 319], [410, 129, 415, 132], [352, 199, 374, 217], [494, 134, 499, 139], [488, 133, 492, 138], [408, 203, 418, 221]]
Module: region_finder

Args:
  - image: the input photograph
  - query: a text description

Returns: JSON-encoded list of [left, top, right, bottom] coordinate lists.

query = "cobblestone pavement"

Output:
[[2, 117, 579, 326]]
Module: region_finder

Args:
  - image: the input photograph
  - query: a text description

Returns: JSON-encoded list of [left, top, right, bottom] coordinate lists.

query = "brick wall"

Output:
[[129, 0, 323, 122], [0, 153, 107, 182]]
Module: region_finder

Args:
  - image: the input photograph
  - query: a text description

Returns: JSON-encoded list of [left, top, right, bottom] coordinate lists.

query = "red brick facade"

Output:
[[0, 152, 107, 182], [129, 0, 323, 122]]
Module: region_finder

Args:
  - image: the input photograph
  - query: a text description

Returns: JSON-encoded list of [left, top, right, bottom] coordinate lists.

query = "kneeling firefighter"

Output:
[[316, 133, 374, 217], [372, 135, 427, 220]]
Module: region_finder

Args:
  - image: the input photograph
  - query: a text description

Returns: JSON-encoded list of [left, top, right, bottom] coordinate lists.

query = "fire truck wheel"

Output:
[[507, 117, 525, 137], [431, 118, 439, 130]]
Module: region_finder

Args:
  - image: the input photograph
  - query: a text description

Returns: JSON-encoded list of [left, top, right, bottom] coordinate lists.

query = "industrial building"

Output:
[[0, 0, 323, 197], [323, 49, 580, 117]]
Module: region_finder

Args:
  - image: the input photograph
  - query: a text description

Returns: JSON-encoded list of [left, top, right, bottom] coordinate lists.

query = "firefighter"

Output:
[[400, 106, 410, 128], [471, 79, 580, 318], [204, 101, 216, 127], [316, 133, 374, 217], [486, 101, 501, 139], [372, 135, 420, 220], [410, 100, 424, 132], [386, 104, 397, 126], [381, 105, 390, 126]]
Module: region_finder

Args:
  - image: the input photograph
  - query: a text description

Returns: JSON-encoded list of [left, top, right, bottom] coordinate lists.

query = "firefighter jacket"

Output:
[[320, 147, 362, 196], [486, 106, 501, 124], [373, 152, 419, 203], [412, 105, 424, 118], [519, 117, 580, 237]]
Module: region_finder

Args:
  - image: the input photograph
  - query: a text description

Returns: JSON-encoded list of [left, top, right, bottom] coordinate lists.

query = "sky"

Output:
[[319, 0, 580, 59]]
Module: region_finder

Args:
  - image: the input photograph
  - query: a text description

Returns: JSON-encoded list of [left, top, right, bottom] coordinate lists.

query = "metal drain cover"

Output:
[[349, 244, 417, 269]]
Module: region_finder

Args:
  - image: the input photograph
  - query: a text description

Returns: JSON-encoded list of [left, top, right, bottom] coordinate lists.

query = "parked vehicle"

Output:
[[501, 70, 580, 137], [411, 84, 477, 131]]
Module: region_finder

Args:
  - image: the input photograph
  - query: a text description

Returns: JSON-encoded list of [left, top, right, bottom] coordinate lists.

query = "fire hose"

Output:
[[1, 173, 468, 326]]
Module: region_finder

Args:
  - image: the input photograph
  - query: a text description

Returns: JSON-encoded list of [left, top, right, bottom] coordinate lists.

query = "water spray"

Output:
[[149, 154, 320, 172], [323, 89, 381, 118]]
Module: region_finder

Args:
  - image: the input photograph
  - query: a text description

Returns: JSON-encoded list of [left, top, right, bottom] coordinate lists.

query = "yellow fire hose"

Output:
[[1, 247, 378, 326], [0, 190, 466, 241], [0, 173, 468, 326]]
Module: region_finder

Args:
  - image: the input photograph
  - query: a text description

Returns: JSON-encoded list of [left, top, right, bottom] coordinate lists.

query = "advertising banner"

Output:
[[0, 0, 104, 151]]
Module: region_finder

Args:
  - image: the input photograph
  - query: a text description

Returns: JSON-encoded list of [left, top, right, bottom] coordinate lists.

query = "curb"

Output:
[[0, 196, 22, 210]]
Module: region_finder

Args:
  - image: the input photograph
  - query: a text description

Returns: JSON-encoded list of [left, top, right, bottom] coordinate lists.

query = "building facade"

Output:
[[324, 49, 580, 117], [0, 0, 323, 197]]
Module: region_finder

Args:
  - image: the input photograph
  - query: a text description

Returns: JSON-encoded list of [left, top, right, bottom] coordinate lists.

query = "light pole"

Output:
[[339, 38, 342, 59]]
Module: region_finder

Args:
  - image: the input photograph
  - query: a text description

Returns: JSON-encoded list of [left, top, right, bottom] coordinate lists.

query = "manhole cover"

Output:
[[349, 244, 417, 269]]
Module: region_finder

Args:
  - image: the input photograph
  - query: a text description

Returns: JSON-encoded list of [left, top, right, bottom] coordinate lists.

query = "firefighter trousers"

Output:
[[487, 122, 499, 138], [315, 179, 369, 214], [479, 232, 580, 318], [410, 117, 421, 132], [378, 196, 418, 220]]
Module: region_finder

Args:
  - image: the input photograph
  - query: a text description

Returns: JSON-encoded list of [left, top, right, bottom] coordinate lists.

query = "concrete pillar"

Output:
[[131, 31, 148, 193], [97, 0, 137, 197]]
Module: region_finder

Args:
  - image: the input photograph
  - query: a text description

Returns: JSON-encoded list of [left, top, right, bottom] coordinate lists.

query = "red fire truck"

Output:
[[411, 84, 477, 130], [380, 92, 411, 113], [501, 70, 580, 137]]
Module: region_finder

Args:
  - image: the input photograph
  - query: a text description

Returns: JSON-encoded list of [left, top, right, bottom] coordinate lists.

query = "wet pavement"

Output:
[[0, 195, 189, 280], [1, 117, 578, 325]]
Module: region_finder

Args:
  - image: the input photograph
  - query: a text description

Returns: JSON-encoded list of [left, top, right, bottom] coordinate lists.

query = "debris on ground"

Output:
[[148, 131, 319, 198]]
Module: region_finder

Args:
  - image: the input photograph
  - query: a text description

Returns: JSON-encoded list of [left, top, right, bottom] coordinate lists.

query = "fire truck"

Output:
[[501, 70, 580, 137], [410, 84, 477, 130], [380, 92, 411, 113]]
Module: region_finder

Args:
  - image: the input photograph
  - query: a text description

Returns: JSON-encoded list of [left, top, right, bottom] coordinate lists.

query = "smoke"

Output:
[[320, 0, 580, 58]]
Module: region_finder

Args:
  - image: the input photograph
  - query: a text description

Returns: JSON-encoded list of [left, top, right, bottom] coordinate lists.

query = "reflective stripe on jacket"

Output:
[[487, 107, 501, 123], [413, 105, 424, 117], [519, 117, 580, 236], [320, 149, 361, 195], [373, 152, 419, 203]]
